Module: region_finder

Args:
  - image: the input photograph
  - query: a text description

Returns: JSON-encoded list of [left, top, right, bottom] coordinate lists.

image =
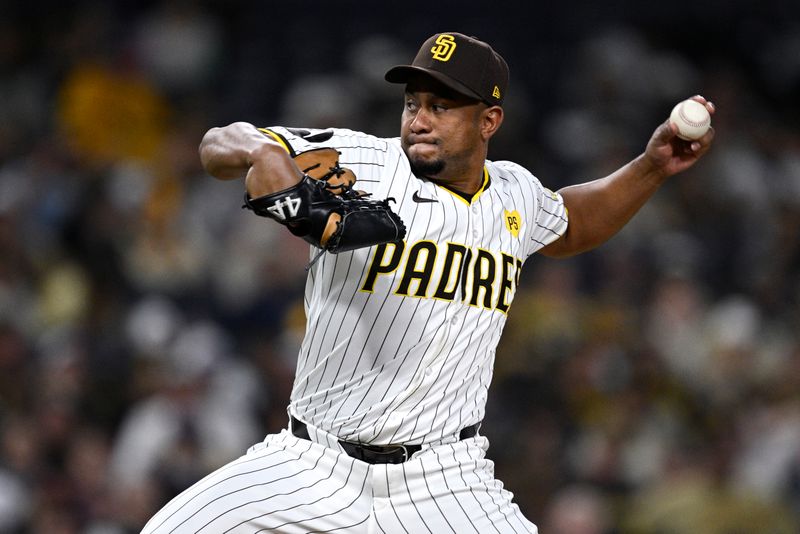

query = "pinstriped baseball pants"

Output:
[[141, 426, 537, 534]]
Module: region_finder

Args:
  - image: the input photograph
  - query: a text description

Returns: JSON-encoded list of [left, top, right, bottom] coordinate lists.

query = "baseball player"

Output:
[[142, 32, 715, 533]]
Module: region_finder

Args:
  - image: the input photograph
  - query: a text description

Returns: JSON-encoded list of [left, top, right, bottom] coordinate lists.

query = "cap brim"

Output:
[[384, 65, 484, 103]]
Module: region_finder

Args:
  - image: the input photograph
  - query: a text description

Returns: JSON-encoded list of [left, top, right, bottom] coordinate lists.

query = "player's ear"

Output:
[[480, 106, 504, 141]]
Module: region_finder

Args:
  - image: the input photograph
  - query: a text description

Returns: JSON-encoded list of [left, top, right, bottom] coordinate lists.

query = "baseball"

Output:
[[669, 99, 711, 141]]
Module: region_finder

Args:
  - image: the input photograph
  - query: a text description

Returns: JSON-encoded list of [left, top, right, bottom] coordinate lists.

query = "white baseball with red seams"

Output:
[[669, 99, 712, 141]]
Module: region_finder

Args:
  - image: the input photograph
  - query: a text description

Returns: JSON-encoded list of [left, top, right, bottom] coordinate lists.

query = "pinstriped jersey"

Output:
[[263, 126, 568, 446]]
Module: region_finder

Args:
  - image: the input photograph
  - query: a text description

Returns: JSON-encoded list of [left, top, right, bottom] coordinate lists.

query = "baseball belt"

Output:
[[290, 416, 479, 464]]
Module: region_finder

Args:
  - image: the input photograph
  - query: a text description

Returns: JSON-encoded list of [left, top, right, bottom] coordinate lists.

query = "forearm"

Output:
[[541, 154, 667, 257], [198, 122, 302, 194]]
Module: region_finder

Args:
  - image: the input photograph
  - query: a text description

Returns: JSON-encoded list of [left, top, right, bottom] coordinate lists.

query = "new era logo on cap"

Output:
[[385, 32, 509, 106]]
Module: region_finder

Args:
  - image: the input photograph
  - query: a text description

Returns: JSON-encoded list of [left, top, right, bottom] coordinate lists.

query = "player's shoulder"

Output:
[[486, 159, 540, 184]]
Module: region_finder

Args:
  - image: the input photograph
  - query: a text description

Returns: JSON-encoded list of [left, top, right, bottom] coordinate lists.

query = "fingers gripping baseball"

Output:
[[645, 96, 715, 177]]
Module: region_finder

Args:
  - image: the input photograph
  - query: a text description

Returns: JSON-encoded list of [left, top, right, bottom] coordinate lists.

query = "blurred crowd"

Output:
[[1, 1, 799, 532]]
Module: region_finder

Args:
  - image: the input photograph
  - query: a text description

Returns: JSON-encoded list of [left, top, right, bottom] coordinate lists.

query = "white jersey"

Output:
[[263, 126, 568, 446], [142, 125, 567, 534]]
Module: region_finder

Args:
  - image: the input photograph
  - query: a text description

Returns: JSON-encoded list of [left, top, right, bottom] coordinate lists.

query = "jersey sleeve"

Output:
[[528, 180, 568, 256], [492, 160, 568, 259], [257, 126, 400, 198], [256, 126, 340, 155]]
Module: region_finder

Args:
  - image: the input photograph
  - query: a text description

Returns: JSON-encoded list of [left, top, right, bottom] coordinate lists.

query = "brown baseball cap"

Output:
[[385, 32, 509, 106]]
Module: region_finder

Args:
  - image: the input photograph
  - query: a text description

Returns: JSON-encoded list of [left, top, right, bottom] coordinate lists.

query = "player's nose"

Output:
[[408, 108, 432, 133]]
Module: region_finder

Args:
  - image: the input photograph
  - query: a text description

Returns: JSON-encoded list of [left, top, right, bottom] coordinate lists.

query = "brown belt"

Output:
[[290, 416, 479, 464]]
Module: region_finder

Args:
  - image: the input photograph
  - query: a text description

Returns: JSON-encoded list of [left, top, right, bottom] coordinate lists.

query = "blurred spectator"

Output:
[[57, 63, 169, 166], [542, 484, 613, 534], [132, 1, 223, 98], [108, 320, 261, 496]]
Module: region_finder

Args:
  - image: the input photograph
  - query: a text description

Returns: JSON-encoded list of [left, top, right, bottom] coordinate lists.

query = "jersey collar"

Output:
[[434, 166, 490, 205]]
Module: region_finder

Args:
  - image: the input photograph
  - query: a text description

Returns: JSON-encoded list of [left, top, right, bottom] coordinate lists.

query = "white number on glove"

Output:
[[266, 196, 302, 220]]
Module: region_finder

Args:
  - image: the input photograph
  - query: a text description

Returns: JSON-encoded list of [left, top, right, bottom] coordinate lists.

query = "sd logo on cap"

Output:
[[385, 32, 509, 106]]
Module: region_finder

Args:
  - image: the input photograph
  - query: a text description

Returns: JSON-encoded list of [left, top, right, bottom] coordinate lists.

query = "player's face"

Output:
[[401, 75, 486, 182]]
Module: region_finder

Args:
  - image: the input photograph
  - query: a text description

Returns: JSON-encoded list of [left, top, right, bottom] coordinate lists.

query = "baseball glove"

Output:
[[243, 147, 406, 254]]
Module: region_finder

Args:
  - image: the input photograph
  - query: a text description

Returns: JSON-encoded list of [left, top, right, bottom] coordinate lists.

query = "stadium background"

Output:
[[1, 0, 799, 531]]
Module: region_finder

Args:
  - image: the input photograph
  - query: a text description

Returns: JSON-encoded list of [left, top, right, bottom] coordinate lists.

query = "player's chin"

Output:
[[408, 154, 445, 178]]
